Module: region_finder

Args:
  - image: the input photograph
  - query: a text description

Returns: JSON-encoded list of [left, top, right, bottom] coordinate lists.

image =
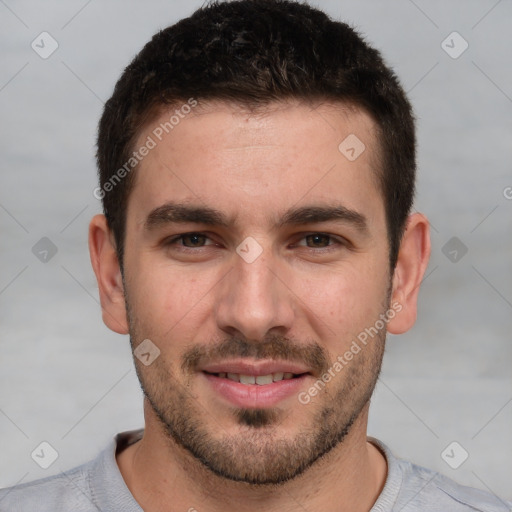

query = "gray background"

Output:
[[1, 0, 511, 503]]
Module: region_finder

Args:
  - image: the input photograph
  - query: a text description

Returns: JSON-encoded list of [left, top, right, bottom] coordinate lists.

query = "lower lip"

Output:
[[202, 372, 309, 408]]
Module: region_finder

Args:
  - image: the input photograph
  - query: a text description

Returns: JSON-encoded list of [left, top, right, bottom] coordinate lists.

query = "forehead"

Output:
[[128, 100, 384, 232]]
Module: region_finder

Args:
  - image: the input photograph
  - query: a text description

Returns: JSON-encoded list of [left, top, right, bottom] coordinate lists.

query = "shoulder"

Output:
[[0, 431, 143, 512], [369, 437, 512, 512], [0, 462, 97, 512], [397, 459, 511, 512]]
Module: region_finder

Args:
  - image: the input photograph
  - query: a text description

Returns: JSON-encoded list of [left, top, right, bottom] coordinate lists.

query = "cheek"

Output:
[[296, 263, 388, 339], [127, 260, 216, 334]]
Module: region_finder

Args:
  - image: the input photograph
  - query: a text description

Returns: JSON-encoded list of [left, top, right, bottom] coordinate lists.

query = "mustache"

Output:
[[181, 334, 330, 376]]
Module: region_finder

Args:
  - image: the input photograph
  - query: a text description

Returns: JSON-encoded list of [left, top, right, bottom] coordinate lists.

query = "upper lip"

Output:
[[200, 359, 312, 376]]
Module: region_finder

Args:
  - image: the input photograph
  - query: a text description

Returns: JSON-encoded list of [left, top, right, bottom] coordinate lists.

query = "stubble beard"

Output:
[[126, 293, 389, 485]]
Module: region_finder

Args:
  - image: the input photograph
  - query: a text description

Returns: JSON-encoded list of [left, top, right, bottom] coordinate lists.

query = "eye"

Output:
[[166, 232, 215, 248], [295, 233, 345, 249]]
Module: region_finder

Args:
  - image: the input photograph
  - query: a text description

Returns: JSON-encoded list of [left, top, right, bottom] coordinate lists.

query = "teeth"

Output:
[[255, 374, 273, 385], [217, 372, 296, 385], [240, 374, 256, 385]]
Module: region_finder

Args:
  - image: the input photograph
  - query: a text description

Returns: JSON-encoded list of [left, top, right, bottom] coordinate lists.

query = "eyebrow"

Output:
[[144, 202, 369, 234]]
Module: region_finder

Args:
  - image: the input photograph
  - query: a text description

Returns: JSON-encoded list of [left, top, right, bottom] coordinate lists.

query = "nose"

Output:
[[214, 245, 295, 342]]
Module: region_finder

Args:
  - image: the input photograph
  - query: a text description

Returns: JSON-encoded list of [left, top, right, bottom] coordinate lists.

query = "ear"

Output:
[[88, 214, 129, 334], [387, 212, 431, 335]]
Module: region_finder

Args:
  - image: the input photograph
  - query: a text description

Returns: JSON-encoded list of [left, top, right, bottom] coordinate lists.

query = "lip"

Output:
[[199, 359, 312, 376], [202, 371, 310, 408]]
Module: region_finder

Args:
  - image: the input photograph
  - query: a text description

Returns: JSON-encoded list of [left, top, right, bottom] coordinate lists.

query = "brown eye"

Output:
[[304, 234, 331, 248], [166, 232, 215, 249], [291, 232, 352, 258], [180, 233, 208, 247], [295, 233, 343, 249]]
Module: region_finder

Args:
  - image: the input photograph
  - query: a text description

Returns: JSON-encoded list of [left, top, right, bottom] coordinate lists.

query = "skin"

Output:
[[89, 99, 430, 512]]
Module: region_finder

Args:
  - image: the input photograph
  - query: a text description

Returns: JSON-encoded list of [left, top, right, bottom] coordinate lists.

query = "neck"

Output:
[[117, 401, 387, 512]]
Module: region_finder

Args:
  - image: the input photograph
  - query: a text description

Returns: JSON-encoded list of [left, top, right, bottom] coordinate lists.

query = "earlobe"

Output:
[[88, 214, 129, 335], [387, 213, 431, 335]]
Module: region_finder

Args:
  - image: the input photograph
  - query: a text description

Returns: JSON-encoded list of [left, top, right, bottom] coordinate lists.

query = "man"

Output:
[[1, 0, 510, 510]]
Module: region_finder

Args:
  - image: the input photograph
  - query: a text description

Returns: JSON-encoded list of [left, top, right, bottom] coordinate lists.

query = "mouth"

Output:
[[202, 371, 305, 385], [199, 360, 312, 408]]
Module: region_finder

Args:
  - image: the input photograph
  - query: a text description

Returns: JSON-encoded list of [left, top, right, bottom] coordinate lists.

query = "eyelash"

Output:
[[164, 232, 347, 253]]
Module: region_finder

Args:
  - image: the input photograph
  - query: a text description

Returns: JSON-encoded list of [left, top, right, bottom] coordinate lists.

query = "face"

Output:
[[121, 100, 392, 484]]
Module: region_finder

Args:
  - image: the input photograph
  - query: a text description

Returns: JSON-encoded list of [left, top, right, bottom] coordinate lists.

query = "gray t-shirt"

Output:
[[0, 429, 510, 511]]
